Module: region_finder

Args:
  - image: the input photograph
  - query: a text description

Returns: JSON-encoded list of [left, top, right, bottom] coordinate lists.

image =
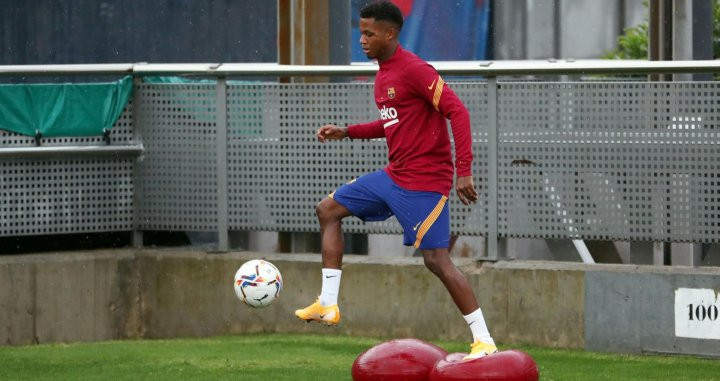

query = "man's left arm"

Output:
[[410, 63, 477, 205]]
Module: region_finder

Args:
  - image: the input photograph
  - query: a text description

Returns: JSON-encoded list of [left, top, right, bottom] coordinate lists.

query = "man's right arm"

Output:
[[347, 120, 385, 139], [316, 120, 385, 142]]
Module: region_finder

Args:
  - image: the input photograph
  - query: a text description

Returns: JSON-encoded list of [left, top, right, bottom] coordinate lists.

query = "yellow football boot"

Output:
[[294, 299, 340, 326], [463, 340, 498, 360]]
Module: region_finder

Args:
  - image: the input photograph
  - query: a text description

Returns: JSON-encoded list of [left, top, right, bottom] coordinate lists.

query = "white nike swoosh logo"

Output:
[[427, 79, 436, 90], [413, 222, 421, 231]]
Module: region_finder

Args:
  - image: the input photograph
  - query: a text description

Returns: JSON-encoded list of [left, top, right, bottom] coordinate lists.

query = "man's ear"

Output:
[[386, 27, 397, 41]]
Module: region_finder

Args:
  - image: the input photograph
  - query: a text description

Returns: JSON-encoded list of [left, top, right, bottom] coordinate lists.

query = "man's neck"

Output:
[[377, 43, 399, 63]]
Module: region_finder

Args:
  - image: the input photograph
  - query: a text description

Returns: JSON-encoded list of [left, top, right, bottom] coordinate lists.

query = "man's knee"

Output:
[[422, 249, 442, 273], [422, 248, 450, 274], [315, 199, 332, 222], [316, 197, 347, 224]]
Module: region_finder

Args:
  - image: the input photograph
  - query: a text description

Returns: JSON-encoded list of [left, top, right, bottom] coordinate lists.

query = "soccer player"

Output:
[[294, 1, 497, 360]]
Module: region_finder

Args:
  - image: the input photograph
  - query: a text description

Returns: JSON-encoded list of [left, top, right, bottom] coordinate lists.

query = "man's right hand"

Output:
[[317, 124, 348, 143]]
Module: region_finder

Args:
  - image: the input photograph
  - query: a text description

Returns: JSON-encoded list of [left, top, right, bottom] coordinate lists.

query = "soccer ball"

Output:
[[233, 259, 283, 308]]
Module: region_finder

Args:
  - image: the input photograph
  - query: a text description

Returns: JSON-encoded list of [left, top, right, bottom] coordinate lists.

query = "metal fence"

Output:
[[0, 104, 137, 236], [1, 61, 719, 258]]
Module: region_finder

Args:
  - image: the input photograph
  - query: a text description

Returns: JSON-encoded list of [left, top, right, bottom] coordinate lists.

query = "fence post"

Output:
[[484, 76, 499, 260], [216, 77, 229, 251], [132, 76, 143, 248]]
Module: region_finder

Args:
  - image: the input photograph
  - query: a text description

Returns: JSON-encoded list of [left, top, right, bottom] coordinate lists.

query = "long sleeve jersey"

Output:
[[347, 45, 473, 197]]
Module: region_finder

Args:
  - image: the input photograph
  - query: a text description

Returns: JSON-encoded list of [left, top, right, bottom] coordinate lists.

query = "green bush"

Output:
[[603, 23, 648, 59], [605, 0, 719, 60]]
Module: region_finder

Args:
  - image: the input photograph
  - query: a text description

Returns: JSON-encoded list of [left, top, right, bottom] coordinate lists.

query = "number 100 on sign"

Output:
[[675, 288, 720, 340]]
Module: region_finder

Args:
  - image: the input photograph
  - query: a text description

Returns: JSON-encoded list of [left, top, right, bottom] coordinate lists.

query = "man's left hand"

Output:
[[456, 176, 478, 205]]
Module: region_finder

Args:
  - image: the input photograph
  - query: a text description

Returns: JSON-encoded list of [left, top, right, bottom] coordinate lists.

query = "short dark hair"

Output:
[[360, 1, 403, 31]]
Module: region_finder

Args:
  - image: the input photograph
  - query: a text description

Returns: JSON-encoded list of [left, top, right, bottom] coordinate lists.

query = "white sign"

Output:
[[675, 288, 720, 340]]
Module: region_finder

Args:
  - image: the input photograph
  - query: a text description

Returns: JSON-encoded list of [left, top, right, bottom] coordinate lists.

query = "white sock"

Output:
[[463, 308, 495, 345], [319, 268, 342, 306]]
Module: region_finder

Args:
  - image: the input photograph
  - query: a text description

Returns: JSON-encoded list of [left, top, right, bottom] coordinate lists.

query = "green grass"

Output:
[[0, 334, 719, 380]]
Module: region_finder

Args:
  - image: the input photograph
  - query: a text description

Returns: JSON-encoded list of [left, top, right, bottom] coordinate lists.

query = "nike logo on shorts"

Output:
[[413, 221, 421, 231]]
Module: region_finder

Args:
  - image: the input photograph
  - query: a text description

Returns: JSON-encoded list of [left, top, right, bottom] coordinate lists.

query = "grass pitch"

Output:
[[0, 334, 718, 380]]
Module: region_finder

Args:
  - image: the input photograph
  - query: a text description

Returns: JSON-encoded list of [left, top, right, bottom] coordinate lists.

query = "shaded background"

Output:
[[0, 0, 278, 64], [350, 0, 491, 61]]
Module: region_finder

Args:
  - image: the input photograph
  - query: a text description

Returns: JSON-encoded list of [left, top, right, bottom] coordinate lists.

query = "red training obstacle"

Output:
[[352, 338, 448, 381], [428, 350, 539, 381], [442, 352, 467, 363]]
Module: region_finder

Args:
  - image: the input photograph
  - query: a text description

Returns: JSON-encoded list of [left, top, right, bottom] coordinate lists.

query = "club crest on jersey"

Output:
[[387, 87, 395, 99]]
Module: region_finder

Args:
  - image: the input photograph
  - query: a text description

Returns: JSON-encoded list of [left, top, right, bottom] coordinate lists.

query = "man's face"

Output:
[[359, 18, 394, 60]]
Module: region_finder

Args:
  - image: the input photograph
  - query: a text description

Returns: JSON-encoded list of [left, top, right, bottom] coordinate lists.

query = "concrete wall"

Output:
[[0, 251, 136, 345], [586, 268, 720, 357], [1, 249, 719, 358]]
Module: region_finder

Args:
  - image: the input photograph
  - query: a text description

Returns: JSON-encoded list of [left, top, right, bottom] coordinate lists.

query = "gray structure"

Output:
[[1, 61, 720, 265]]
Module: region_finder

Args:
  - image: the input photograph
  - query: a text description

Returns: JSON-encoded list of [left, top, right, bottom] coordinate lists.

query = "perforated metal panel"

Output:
[[448, 82, 490, 235], [227, 83, 390, 233], [227, 82, 489, 235], [497, 82, 720, 243], [7, 79, 719, 243], [0, 103, 134, 236], [135, 84, 219, 231]]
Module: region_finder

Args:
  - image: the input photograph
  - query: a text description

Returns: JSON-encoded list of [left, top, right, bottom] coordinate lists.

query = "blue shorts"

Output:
[[330, 170, 450, 250]]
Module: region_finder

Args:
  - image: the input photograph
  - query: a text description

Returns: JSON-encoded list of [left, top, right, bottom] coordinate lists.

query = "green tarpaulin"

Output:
[[0, 76, 132, 138]]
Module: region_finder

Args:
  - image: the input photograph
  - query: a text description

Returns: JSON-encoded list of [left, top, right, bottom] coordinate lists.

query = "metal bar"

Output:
[[216, 77, 229, 252], [573, 240, 595, 264], [552, 0, 561, 59], [691, 0, 713, 81], [4, 60, 720, 77], [278, 0, 291, 66], [653, 241, 666, 265], [329, 0, 351, 66], [661, 0, 673, 62], [0, 63, 134, 75], [131, 77, 144, 249], [649, 0, 660, 82], [329, 0, 351, 84], [304, 0, 329, 66], [139, 60, 720, 77], [291, 0, 303, 65], [485, 77, 499, 261], [0, 144, 143, 159]]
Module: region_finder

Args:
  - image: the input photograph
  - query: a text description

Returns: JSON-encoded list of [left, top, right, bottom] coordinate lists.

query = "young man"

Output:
[[294, 1, 497, 360]]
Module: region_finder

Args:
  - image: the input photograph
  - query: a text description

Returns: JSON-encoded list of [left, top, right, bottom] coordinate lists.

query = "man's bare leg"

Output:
[[294, 197, 351, 325], [316, 197, 352, 269], [421, 248, 478, 314], [422, 248, 497, 358]]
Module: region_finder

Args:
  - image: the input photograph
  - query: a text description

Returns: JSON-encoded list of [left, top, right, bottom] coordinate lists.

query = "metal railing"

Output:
[[0, 144, 143, 159], [2, 59, 720, 77], [1, 60, 719, 262]]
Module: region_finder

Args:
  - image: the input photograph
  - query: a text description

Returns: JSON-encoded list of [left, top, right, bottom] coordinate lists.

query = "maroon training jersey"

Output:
[[346, 45, 473, 196]]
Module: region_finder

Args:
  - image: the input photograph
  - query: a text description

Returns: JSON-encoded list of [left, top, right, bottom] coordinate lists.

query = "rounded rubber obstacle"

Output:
[[428, 350, 539, 381], [352, 338, 448, 381]]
